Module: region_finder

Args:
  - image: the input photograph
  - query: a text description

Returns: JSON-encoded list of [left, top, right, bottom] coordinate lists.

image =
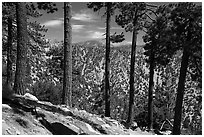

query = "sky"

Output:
[[29, 2, 148, 46], [29, 2, 201, 46]]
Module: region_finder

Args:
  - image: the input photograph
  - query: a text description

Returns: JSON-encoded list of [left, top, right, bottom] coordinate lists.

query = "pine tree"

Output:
[[143, 15, 169, 131], [115, 2, 152, 128], [2, 3, 16, 89], [170, 3, 201, 134], [144, 3, 201, 134], [62, 2, 72, 106], [13, 2, 28, 95], [2, 2, 56, 92], [87, 2, 120, 117], [5, 3, 15, 86], [104, 2, 111, 117], [146, 43, 155, 131]]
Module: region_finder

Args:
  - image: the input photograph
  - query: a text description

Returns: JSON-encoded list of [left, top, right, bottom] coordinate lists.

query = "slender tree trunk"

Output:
[[148, 46, 155, 131], [62, 2, 72, 107], [6, 16, 13, 86], [13, 2, 28, 95], [126, 10, 138, 128], [105, 2, 111, 117], [172, 46, 189, 135]]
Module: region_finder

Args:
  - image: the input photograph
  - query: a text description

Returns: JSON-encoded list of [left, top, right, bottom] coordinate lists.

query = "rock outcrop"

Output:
[[2, 93, 153, 135]]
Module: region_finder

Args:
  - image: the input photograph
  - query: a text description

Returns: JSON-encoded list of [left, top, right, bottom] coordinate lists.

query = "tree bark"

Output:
[[126, 10, 138, 128], [105, 2, 111, 117], [62, 2, 72, 107], [13, 2, 28, 95], [147, 45, 155, 131], [6, 15, 13, 86], [172, 46, 189, 135]]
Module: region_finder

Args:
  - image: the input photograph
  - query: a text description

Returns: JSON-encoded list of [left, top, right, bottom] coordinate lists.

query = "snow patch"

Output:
[[84, 123, 100, 134], [102, 124, 111, 128], [23, 93, 38, 101], [2, 104, 12, 110]]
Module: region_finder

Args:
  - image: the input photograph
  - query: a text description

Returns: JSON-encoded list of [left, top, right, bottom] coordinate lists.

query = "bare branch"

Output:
[[141, 28, 148, 33], [145, 13, 155, 21], [137, 11, 146, 17], [146, 8, 158, 17], [146, 3, 158, 8]]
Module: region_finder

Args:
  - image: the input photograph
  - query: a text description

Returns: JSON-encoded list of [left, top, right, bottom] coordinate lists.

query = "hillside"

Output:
[[2, 93, 154, 135], [3, 40, 201, 135], [66, 40, 148, 118], [39, 40, 201, 135], [1, 40, 152, 135]]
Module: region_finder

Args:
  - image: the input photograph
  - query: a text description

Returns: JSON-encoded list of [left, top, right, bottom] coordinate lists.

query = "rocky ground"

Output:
[[2, 93, 154, 135]]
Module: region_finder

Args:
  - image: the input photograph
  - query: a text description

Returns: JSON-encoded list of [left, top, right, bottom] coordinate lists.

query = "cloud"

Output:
[[97, 27, 105, 30], [86, 30, 105, 39], [72, 9, 98, 22], [72, 30, 105, 43], [42, 19, 63, 27], [42, 19, 84, 32], [111, 41, 132, 47], [72, 25, 84, 32], [111, 27, 123, 30], [97, 26, 123, 30]]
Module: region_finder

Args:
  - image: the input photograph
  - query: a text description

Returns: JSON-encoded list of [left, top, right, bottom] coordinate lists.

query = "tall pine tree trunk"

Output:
[[147, 46, 155, 131], [105, 2, 111, 117], [62, 2, 72, 107], [6, 16, 13, 86], [13, 2, 28, 95], [126, 10, 138, 128], [172, 46, 189, 135]]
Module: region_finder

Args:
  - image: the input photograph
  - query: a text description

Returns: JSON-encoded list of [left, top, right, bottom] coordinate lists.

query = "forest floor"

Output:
[[2, 93, 154, 135]]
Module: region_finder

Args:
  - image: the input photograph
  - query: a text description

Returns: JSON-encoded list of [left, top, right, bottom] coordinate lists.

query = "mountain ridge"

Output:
[[73, 40, 144, 52]]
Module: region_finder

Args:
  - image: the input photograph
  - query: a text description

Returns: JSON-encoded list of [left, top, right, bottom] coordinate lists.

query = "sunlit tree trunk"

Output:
[[13, 2, 28, 95], [62, 2, 72, 107]]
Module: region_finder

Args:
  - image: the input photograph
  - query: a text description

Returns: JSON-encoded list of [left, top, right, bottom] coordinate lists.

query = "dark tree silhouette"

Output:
[[6, 6, 14, 86], [87, 2, 120, 117], [143, 18, 165, 131], [147, 44, 155, 130], [171, 3, 201, 134], [115, 2, 149, 128], [2, 3, 16, 89], [127, 13, 138, 128], [173, 45, 190, 134], [37, 2, 58, 13], [104, 2, 111, 117], [144, 3, 201, 134]]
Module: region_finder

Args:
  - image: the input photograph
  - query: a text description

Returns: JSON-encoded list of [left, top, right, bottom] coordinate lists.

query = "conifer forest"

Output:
[[2, 2, 202, 135]]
